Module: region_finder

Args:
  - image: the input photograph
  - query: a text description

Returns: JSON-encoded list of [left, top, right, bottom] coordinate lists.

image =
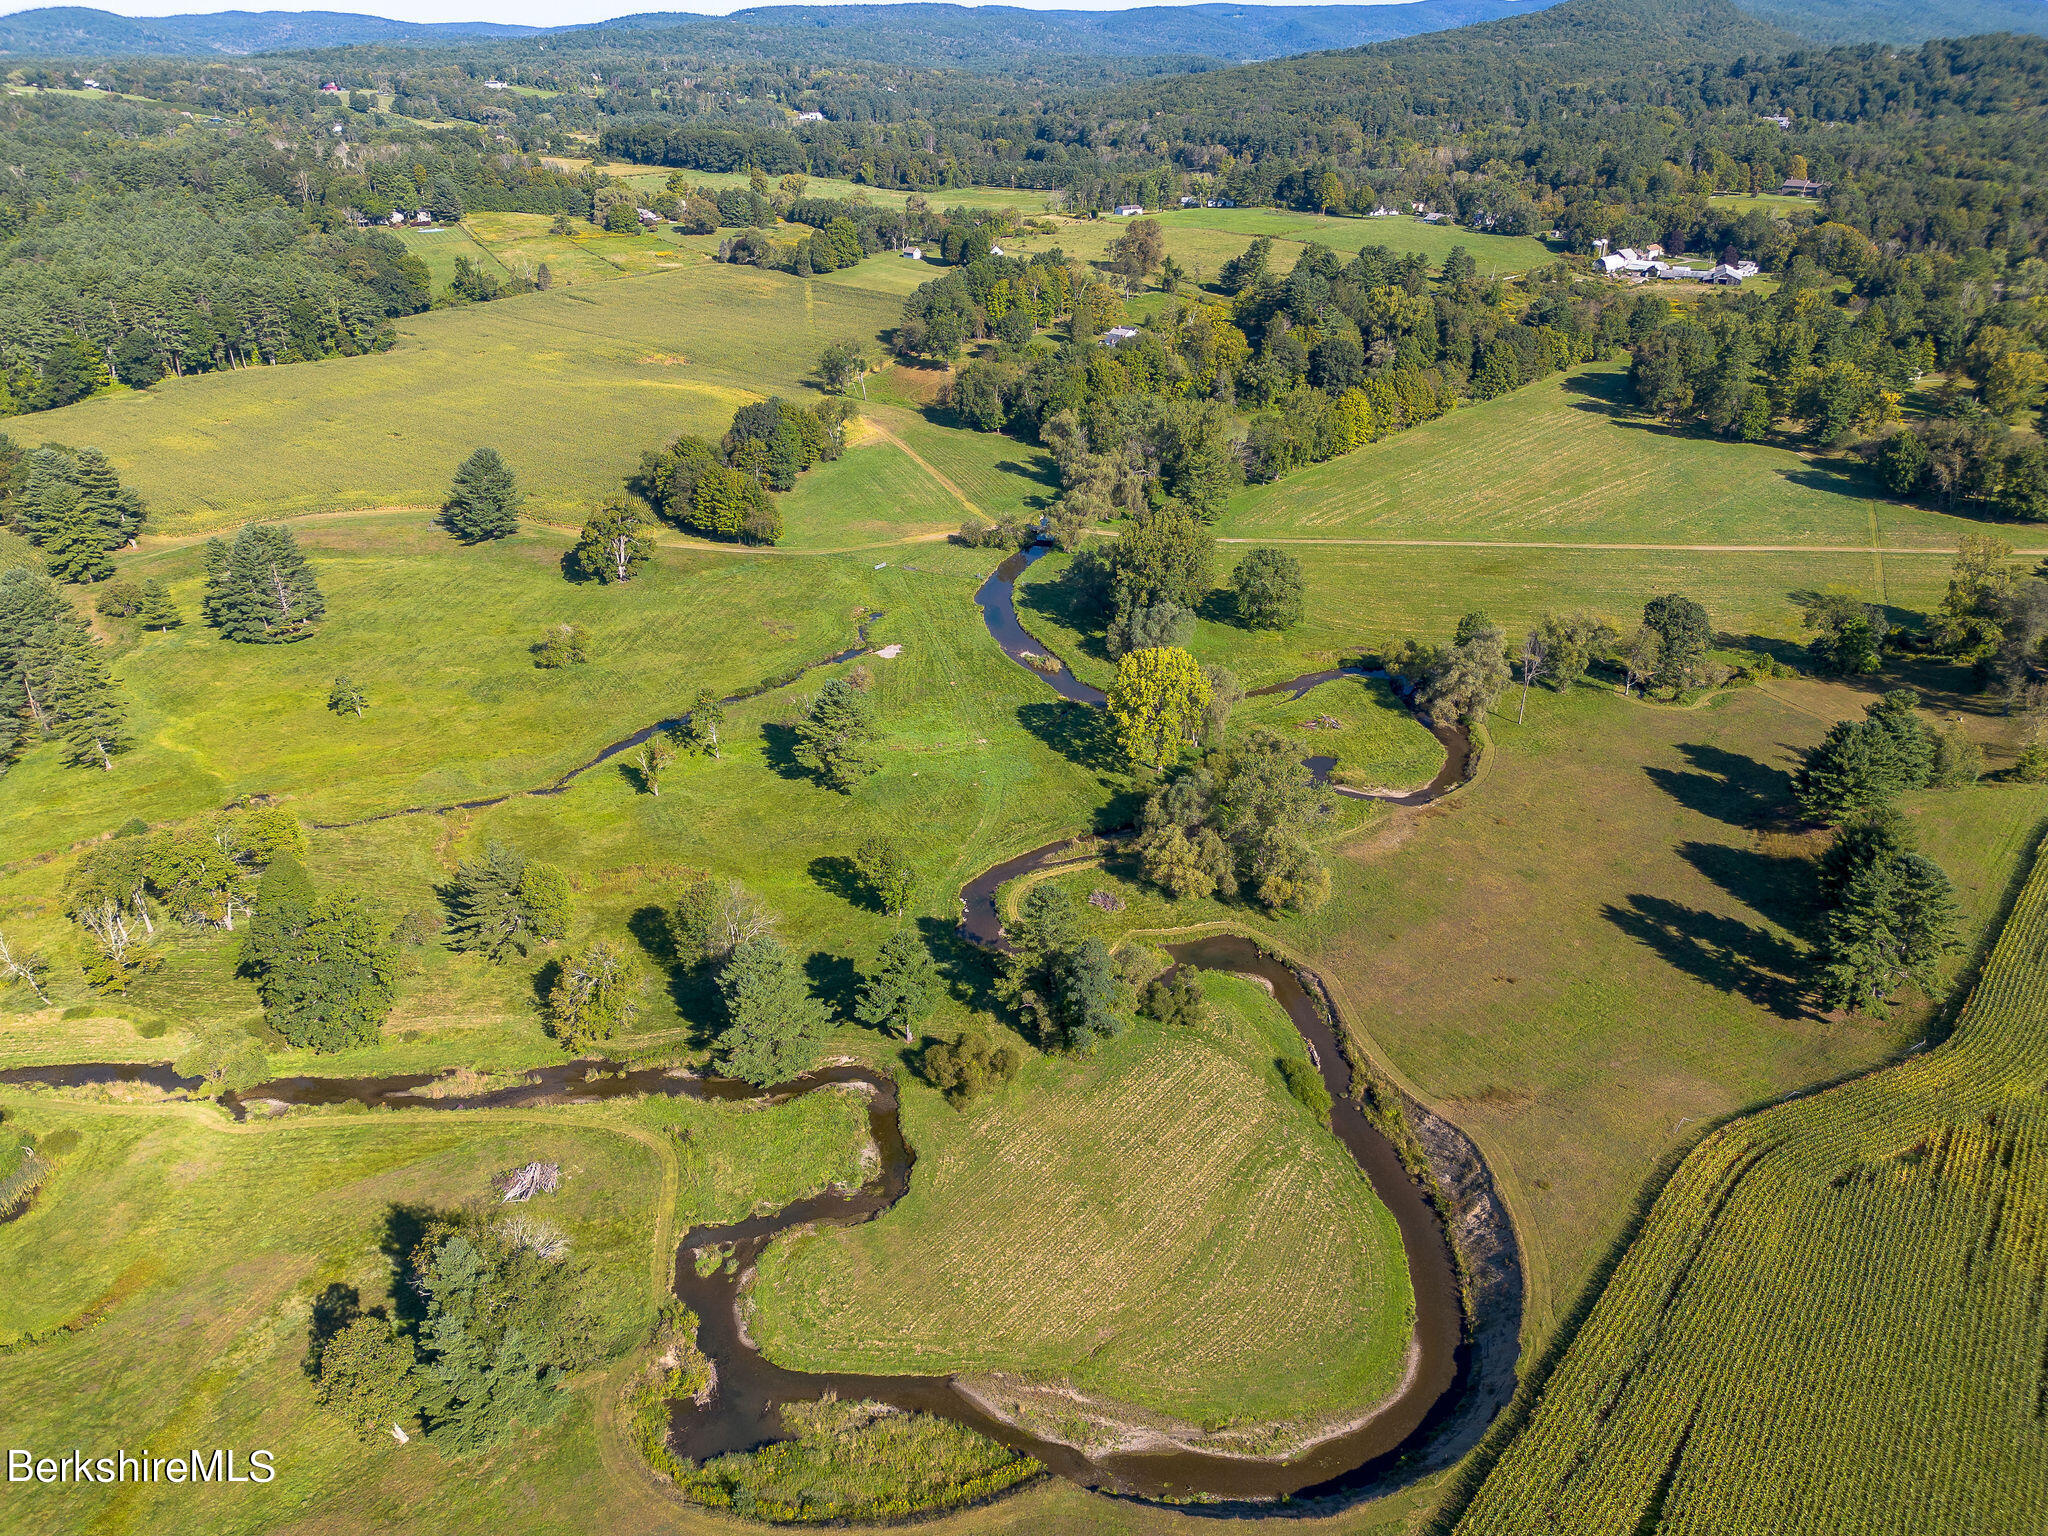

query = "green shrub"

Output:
[[1277, 1056, 1332, 1116]]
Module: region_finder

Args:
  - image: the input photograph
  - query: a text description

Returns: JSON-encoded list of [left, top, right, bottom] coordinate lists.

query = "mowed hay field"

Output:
[[0, 1087, 871, 1536], [1299, 676, 2048, 1343], [23, 263, 902, 530], [749, 970, 1414, 1430], [1455, 839, 2048, 1536], [1218, 363, 2001, 551], [1005, 207, 1552, 281]]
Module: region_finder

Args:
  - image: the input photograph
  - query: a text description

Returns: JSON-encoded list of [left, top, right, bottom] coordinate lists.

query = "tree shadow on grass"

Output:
[[1016, 563, 1113, 665], [804, 950, 863, 1020], [1679, 840, 1818, 941], [379, 1204, 440, 1326], [1645, 743, 1795, 827], [916, 914, 1003, 1019], [1602, 894, 1809, 1019], [302, 1282, 362, 1378], [808, 855, 871, 911], [760, 721, 809, 782], [1018, 698, 1122, 775], [993, 454, 1061, 511]]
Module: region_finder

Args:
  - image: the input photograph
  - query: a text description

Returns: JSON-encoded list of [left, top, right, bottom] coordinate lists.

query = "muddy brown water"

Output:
[[0, 547, 1518, 1511]]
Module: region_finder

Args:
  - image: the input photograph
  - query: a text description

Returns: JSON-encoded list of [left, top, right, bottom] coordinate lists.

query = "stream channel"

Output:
[[1, 540, 1521, 1511]]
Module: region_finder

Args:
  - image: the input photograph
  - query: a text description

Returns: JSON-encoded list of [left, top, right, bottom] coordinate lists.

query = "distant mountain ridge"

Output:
[[0, 0, 2040, 61], [0, 6, 537, 56]]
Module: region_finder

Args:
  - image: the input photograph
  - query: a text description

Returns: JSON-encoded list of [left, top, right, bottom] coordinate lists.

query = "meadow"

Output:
[[1454, 836, 2048, 1535], [5, 195, 2046, 1536], [23, 263, 903, 530], [749, 970, 1414, 1434], [0, 1083, 870, 1536]]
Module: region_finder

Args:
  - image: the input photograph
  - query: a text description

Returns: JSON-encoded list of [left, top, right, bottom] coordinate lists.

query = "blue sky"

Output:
[[3, 0, 1416, 23]]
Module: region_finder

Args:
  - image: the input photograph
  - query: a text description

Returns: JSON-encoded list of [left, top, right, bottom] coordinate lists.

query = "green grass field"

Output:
[[24, 264, 899, 531], [0, 1083, 871, 1536], [750, 969, 1413, 1433], [7, 211, 2046, 1536], [1455, 835, 2048, 1535]]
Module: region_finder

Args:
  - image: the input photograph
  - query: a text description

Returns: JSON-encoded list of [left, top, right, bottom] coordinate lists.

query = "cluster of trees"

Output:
[[66, 806, 304, 989], [1133, 728, 1335, 912], [443, 840, 572, 963], [1781, 690, 1970, 1013], [0, 566, 130, 773], [1632, 248, 2048, 508], [1795, 690, 1985, 824], [312, 1208, 597, 1451], [632, 395, 851, 546], [242, 855, 397, 1052], [202, 525, 327, 642], [937, 241, 1638, 503], [0, 437, 147, 584]]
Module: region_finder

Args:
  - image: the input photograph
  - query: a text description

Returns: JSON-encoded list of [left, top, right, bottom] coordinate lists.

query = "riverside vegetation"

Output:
[[6, 0, 2048, 1531]]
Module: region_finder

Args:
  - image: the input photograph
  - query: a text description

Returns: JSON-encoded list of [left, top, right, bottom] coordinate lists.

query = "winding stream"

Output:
[[1, 542, 1522, 1512]]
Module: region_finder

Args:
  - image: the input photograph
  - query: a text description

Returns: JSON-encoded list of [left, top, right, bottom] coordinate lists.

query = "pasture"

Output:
[[1455, 836, 2048, 1534], [24, 265, 901, 531], [0, 1084, 870, 1536], [748, 969, 1414, 1433]]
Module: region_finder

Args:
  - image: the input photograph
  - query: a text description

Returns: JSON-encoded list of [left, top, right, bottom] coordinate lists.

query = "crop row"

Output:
[[1458, 848, 2048, 1534]]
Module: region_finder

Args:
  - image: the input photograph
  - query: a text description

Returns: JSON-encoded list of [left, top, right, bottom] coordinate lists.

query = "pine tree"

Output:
[[1794, 700, 1938, 824], [50, 638, 128, 769], [793, 677, 879, 791], [444, 841, 568, 960], [72, 448, 145, 545], [137, 579, 182, 630], [206, 525, 325, 642], [1815, 811, 1961, 1014], [297, 892, 398, 1051], [715, 933, 831, 1085], [854, 929, 939, 1042], [442, 448, 522, 543], [40, 482, 114, 584]]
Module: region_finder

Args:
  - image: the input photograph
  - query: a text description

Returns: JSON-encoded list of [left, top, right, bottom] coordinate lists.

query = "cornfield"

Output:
[[1459, 844, 2048, 1535]]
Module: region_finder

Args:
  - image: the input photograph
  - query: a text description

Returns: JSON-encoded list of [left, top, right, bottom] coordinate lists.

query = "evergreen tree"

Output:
[[1049, 936, 1125, 1050], [242, 855, 319, 1032], [715, 933, 831, 1086], [72, 449, 145, 545], [854, 929, 939, 1042], [1815, 811, 1961, 1014], [793, 677, 879, 791], [205, 525, 325, 643], [40, 482, 113, 584], [48, 636, 128, 768], [1864, 689, 1933, 789], [445, 841, 548, 961], [442, 448, 522, 543]]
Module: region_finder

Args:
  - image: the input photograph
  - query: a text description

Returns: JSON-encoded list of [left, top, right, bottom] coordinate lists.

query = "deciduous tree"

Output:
[[1108, 645, 1210, 770]]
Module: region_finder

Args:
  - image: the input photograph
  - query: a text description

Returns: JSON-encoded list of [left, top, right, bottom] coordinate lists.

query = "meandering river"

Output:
[[1, 540, 1522, 1511]]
